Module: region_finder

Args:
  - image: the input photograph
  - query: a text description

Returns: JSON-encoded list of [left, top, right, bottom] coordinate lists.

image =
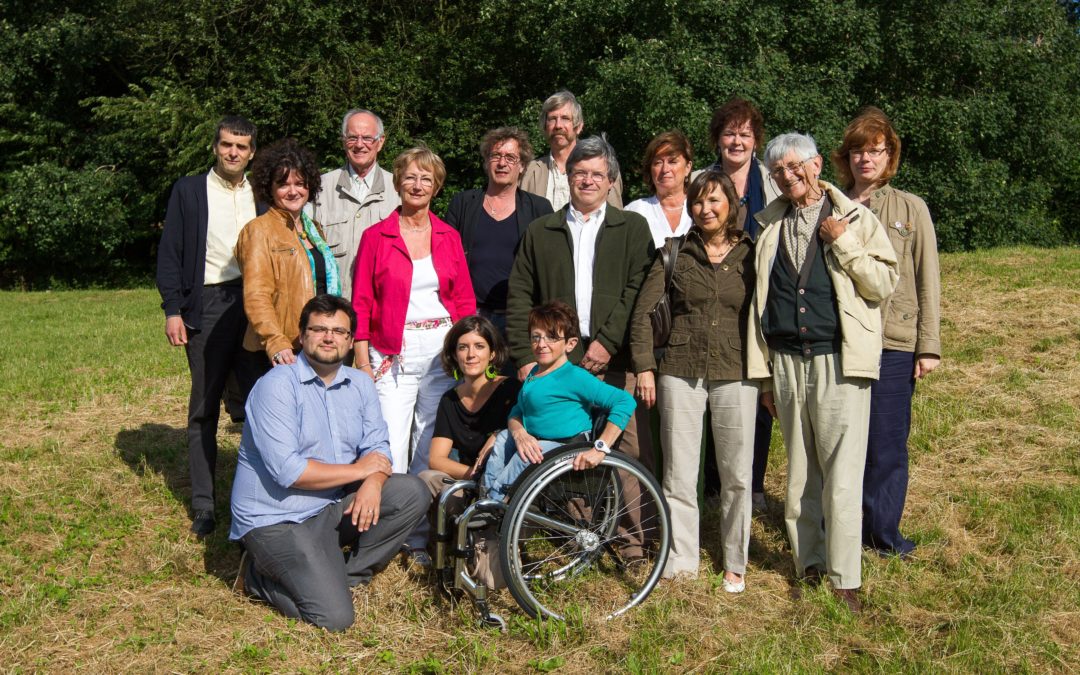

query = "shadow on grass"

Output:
[[114, 422, 242, 583]]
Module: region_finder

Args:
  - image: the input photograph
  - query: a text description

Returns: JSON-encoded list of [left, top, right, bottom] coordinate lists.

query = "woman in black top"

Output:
[[425, 316, 520, 480], [419, 315, 519, 586]]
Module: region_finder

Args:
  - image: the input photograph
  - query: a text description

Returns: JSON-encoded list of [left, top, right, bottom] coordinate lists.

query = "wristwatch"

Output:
[[593, 439, 610, 455]]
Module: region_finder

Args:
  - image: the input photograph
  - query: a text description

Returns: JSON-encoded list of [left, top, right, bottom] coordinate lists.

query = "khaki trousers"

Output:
[[658, 375, 758, 578], [773, 352, 870, 590]]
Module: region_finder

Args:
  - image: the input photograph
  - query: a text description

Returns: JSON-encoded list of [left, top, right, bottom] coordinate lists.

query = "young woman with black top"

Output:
[[418, 315, 519, 585]]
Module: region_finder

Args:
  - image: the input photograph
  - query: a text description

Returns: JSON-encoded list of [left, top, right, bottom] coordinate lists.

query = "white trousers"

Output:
[[370, 323, 455, 475], [658, 375, 758, 578]]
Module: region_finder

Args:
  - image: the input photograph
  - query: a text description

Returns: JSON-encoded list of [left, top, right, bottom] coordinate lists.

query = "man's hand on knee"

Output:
[[346, 473, 386, 532], [353, 452, 392, 481]]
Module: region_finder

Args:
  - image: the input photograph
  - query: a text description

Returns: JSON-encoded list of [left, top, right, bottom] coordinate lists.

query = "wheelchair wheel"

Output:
[[498, 444, 670, 621]]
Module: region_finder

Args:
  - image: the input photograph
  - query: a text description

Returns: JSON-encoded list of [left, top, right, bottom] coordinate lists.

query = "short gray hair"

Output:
[[340, 109, 385, 139], [763, 133, 819, 168], [566, 134, 620, 183], [538, 90, 583, 131]]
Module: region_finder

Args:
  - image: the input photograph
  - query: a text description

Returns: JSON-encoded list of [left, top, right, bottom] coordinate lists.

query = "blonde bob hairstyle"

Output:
[[391, 144, 447, 195]]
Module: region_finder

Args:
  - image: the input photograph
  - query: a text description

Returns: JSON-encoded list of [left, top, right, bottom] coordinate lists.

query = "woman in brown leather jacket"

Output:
[[236, 138, 341, 367], [630, 170, 758, 592]]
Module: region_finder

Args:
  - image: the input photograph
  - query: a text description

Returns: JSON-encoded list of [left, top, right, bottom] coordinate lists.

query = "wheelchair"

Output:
[[431, 438, 671, 629]]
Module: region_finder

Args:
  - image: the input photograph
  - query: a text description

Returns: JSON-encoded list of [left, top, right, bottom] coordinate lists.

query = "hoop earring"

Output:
[[452, 368, 461, 381], [484, 364, 498, 380]]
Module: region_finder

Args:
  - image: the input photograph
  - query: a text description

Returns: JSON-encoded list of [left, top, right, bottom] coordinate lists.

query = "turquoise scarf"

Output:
[[298, 211, 341, 296]]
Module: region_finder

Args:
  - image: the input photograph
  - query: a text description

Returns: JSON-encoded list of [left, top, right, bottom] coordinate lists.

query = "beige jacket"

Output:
[[520, 154, 624, 208], [869, 185, 941, 357], [309, 164, 400, 299], [746, 181, 899, 385], [235, 208, 322, 359]]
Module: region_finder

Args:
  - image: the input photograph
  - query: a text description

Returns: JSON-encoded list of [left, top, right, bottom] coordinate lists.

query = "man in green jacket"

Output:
[[506, 134, 657, 559]]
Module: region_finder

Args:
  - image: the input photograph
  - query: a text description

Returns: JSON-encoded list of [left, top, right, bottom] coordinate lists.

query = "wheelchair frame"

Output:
[[432, 441, 670, 629]]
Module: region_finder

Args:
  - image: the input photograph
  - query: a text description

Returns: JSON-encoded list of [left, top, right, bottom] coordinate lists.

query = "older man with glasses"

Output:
[[746, 132, 898, 613], [309, 109, 400, 299], [444, 127, 553, 332]]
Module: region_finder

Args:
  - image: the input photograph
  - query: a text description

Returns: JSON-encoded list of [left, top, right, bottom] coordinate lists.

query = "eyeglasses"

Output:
[[569, 170, 609, 184], [401, 175, 434, 188], [851, 147, 888, 159], [529, 334, 566, 345], [344, 134, 382, 146], [769, 159, 811, 179], [306, 325, 352, 338], [488, 152, 521, 166]]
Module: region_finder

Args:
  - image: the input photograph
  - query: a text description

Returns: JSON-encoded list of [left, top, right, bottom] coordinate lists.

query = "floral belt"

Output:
[[373, 317, 452, 380]]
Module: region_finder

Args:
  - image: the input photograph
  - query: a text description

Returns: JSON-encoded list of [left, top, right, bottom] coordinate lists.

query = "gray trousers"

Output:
[[658, 375, 758, 578], [241, 474, 430, 631], [773, 352, 871, 590]]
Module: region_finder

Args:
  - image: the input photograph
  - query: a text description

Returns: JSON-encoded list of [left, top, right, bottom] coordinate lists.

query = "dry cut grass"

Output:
[[0, 247, 1077, 672]]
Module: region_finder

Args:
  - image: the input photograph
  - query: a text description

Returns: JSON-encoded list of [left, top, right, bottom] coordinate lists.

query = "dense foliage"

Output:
[[1, 0, 1077, 287]]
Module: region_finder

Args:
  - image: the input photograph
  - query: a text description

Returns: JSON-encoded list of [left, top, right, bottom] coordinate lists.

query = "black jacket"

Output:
[[443, 188, 554, 263], [155, 172, 267, 330]]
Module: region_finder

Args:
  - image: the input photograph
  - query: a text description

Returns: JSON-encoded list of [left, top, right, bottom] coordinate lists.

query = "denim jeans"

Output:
[[482, 428, 568, 501]]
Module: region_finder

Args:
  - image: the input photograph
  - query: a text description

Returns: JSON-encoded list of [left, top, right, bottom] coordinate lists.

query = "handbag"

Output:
[[647, 235, 684, 349]]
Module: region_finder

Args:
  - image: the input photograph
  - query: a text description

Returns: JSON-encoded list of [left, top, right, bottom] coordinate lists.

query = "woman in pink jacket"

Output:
[[352, 146, 476, 556]]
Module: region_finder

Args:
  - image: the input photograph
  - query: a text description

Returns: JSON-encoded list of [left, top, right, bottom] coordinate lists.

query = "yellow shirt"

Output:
[[204, 169, 256, 284]]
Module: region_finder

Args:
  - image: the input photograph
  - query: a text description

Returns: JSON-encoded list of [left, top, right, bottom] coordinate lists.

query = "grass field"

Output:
[[1, 246, 1077, 672]]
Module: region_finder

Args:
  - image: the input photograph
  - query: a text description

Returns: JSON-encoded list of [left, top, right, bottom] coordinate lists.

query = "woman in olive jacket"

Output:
[[630, 170, 758, 592], [832, 107, 941, 557]]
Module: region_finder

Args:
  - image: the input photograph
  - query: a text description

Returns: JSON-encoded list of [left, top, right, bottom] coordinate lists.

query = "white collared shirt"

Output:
[[624, 195, 693, 248], [347, 163, 374, 204], [204, 169, 256, 284], [566, 202, 607, 338]]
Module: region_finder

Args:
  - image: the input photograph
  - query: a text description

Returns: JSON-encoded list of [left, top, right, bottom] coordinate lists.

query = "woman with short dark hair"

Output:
[[625, 130, 694, 248], [236, 138, 338, 367], [705, 97, 780, 238], [427, 315, 520, 482]]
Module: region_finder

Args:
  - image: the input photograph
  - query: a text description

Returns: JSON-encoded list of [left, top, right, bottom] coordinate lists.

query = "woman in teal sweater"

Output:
[[482, 301, 636, 501]]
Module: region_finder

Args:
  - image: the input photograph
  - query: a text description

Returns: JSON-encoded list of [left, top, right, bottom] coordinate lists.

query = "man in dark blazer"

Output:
[[156, 115, 267, 537], [444, 126, 553, 332]]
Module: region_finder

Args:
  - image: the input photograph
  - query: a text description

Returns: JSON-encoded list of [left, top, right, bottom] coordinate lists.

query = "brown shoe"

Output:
[[832, 588, 862, 613]]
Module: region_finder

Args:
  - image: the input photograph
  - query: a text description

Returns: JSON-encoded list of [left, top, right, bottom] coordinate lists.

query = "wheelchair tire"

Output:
[[498, 445, 670, 621]]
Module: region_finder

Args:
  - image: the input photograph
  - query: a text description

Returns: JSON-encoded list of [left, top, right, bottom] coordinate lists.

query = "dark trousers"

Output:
[[184, 284, 268, 512], [751, 403, 774, 493], [863, 349, 916, 555], [241, 474, 431, 631]]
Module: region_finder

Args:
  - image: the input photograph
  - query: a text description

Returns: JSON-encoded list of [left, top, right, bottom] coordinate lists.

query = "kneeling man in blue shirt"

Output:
[[230, 294, 430, 631]]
